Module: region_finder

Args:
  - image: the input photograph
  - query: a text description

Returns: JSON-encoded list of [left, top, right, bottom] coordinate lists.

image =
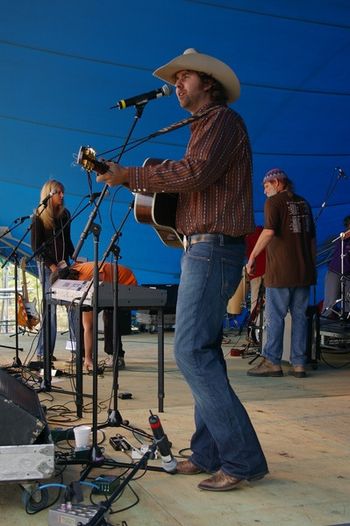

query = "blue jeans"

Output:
[[262, 286, 310, 366], [36, 265, 76, 357], [174, 238, 268, 479]]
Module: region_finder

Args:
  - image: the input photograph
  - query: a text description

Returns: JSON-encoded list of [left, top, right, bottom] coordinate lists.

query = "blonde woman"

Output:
[[31, 179, 136, 371], [31, 180, 76, 363]]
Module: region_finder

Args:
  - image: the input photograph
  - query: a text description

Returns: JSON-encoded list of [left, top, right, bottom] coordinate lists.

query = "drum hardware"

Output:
[[241, 280, 265, 364]]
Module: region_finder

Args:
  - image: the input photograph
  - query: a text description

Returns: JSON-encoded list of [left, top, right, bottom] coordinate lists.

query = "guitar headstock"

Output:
[[77, 146, 97, 172], [77, 146, 109, 174]]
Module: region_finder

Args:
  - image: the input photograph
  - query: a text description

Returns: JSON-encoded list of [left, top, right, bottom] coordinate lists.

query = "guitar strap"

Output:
[[148, 105, 221, 141], [96, 105, 221, 160]]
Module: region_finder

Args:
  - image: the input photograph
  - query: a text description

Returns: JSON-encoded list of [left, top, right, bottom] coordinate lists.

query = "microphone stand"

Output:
[[0, 216, 36, 366], [0, 252, 23, 364], [26, 199, 95, 393], [53, 103, 189, 516], [72, 103, 146, 262], [314, 167, 345, 224], [1, 216, 35, 269], [56, 101, 192, 490], [312, 167, 346, 308], [0, 205, 63, 374], [97, 199, 141, 433], [67, 102, 152, 469]]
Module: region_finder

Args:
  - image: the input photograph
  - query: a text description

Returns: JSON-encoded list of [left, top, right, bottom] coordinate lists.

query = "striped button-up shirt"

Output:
[[128, 103, 255, 237]]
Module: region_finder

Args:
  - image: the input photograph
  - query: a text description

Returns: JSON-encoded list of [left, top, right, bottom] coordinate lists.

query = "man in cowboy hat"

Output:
[[246, 168, 316, 378], [96, 48, 268, 491]]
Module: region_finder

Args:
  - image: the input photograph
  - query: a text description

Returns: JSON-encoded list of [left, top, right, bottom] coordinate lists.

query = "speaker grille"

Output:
[[0, 370, 46, 446]]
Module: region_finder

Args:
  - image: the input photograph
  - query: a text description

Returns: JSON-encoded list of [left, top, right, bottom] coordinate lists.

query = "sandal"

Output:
[[84, 363, 104, 375]]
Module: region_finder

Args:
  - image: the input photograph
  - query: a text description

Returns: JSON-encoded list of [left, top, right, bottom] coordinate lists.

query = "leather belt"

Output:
[[183, 233, 244, 249]]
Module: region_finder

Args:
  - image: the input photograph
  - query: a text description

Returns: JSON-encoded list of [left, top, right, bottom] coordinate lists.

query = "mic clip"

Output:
[[336, 167, 347, 179], [87, 192, 103, 203], [39, 190, 57, 208], [14, 215, 32, 223]]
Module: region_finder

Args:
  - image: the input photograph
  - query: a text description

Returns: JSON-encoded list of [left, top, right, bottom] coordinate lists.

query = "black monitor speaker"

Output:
[[0, 370, 47, 446]]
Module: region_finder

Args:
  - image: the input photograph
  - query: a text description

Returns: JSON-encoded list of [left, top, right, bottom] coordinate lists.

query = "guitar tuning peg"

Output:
[[77, 146, 97, 172]]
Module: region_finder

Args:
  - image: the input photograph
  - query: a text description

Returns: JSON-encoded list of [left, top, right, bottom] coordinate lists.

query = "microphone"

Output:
[[336, 167, 347, 179], [149, 411, 177, 473], [14, 214, 34, 223], [113, 84, 172, 110], [40, 189, 58, 207]]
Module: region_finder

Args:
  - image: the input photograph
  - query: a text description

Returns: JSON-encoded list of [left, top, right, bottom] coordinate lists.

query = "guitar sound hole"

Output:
[[154, 195, 178, 229]]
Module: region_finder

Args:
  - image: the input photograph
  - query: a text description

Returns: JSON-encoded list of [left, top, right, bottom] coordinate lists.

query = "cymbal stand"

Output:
[[324, 231, 350, 321], [327, 232, 350, 321], [338, 232, 349, 320], [313, 166, 347, 310]]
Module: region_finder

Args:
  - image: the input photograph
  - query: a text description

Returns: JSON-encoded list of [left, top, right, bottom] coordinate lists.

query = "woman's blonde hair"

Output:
[[36, 179, 65, 230]]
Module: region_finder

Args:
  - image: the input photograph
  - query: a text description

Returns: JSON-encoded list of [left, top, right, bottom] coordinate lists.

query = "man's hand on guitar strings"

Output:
[[95, 161, 128, 187]]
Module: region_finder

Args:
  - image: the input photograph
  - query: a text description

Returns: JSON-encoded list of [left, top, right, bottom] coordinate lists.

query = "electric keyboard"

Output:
[[50, 279, 167, 309]]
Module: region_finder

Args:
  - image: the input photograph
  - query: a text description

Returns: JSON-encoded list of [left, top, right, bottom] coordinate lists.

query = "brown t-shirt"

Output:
[[264, 191, 316, 288]]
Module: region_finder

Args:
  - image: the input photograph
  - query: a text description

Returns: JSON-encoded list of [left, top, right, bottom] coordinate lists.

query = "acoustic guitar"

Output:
[[18, 258, 40, 330], [77, 146, 183, 248]]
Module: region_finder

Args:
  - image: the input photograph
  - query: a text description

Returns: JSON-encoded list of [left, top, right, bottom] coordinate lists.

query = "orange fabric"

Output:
[[72, 262, 137, 285]]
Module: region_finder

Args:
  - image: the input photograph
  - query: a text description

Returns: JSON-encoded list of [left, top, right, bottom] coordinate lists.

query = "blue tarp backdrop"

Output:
[[1, 1, 349, 301]]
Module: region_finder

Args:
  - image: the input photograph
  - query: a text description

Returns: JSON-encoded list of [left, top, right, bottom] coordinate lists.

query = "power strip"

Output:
[[48, 503, 104, 526]]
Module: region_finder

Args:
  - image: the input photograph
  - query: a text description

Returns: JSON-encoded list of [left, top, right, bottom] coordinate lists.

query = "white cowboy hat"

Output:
[[153, 48, 240, 103]]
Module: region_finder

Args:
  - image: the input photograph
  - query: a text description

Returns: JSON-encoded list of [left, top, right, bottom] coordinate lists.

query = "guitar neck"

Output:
[[22, 267, 29, 303], [89, 158, 109, 175]]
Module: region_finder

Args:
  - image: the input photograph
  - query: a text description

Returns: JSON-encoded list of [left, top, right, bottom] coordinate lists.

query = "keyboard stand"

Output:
[[50, 299, 166, 417]]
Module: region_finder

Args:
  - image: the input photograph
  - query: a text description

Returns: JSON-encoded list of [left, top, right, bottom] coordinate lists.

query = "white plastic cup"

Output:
[[73, 425, 91, 449]]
